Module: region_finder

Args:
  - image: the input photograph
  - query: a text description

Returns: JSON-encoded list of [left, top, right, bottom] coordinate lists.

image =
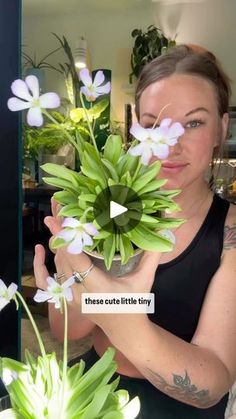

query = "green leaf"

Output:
[[103, 235, 116, 270], [53, 190, 78, 205], [41, 163, 80, 189], [131, 161, 161, 192], [51, 236, 67, 249], [42, 176, 77, 193], [88, 99, 109, 119], [126, 224, 173, 252], [80, 384, 112, 419], [103, 135, 123, 165], [119, 235, 134, 264], [101, 159, 119, 183], [138, 178, 167, 195]]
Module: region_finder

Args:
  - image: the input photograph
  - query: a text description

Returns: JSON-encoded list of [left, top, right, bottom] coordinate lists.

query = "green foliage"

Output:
[[23, 111, 73, 160], [130, 24, 176, 82], [0, 348, 140, 418], [22, 47, 62, 72], [42, 134, 184, 270]]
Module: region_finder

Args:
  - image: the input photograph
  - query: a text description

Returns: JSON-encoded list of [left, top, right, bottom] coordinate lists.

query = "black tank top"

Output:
[[147, 194, 230, 418]]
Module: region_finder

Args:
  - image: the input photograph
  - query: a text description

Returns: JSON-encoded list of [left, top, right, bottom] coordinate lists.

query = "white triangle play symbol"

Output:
[[110, 201, 128, 219]]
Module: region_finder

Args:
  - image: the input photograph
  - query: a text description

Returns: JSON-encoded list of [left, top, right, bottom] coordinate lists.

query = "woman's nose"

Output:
[[168, 140, 182, 156]]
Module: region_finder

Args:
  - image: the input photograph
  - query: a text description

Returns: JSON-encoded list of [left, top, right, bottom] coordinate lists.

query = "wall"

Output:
[[22, 0, 236, 125]]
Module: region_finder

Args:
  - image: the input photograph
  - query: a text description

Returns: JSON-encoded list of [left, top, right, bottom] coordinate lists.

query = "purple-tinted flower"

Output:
[[79, 69, 111, 102], [7, 75, 60, 127], [0, 279, 18, 311], [34, 276, 75, 309], [128, 118, 185, 165], [56, 217, 99, 254]]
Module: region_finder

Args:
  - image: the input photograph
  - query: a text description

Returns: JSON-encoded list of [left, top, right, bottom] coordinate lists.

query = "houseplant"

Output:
[[0, 278, 140, 418], [8, 69, 184, 272], [129, 25, 176, 83], [22, 46, 63, 89]]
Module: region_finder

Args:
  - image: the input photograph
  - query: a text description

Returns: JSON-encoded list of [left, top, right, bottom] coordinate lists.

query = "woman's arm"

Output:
[[94, 210, 236, 408]]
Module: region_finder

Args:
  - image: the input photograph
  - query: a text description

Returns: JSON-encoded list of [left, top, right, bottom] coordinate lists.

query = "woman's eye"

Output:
[[185, 120, 203, 129]]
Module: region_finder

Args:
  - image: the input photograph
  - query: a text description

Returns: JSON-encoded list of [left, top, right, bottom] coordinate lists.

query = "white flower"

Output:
[[57, 217, 99, 254], [79, 69, 111, 101], [7, 75, 60, 127], [33, 276, 75, 309], [2, 368, 18, 386], [128, 118, 185, 165], [0, 279, 18, 311]]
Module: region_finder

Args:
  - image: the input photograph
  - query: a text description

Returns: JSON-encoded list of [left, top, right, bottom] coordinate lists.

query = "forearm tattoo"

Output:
[[146, 369, 217, 407], [223, 223, 236, 250]]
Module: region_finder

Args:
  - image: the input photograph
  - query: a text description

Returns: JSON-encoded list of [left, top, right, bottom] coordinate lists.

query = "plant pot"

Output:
[[84, 248, 143, 277]]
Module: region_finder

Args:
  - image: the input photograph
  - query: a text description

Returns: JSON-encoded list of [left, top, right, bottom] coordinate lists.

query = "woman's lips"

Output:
[[161, 161, 189, 174]]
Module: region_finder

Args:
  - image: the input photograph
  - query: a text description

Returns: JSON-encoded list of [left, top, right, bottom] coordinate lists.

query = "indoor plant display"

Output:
[[8, 70, 184, 272], [0, 278, 140, 418], [129, 25, 176, 83]]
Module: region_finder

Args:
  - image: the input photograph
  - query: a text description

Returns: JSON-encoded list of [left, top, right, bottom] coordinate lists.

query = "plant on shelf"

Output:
[[129, 25, 176, 83], [0, 278, 140, 418], [8, 69, 184, 271], [22, 46, 62, 73]]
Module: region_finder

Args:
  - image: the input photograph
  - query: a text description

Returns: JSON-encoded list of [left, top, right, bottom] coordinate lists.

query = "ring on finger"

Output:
[[54, 272, 66, 284], [73, 263, 94, 284]]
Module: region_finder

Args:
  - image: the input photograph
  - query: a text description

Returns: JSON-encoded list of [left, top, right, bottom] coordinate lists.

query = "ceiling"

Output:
[[23, 0, 151, 16]]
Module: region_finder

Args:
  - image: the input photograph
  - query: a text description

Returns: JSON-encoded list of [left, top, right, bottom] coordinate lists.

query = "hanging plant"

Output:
[[129, 25, 176, 83]]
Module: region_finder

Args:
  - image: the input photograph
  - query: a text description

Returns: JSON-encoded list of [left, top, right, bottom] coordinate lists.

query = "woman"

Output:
[[34, 45, 236, 418]]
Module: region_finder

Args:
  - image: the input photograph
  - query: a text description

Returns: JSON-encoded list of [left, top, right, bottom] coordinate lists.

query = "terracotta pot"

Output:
[[84, 248, 143, 277]]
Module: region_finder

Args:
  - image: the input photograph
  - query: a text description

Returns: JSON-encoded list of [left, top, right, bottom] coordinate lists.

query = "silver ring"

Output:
[[73, 263, 94, 284], [54, 273, 66, 283]]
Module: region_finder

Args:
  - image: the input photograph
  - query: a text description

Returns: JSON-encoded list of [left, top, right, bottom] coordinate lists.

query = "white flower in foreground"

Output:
[[57, 217, 99, 254], [2, 368, 18, 386], [0, 279, 18, 311], [79, 69, 111, 101], [128, 118, 185, 165], [7, 75, 60, 127], [34, 276, 75, 309]]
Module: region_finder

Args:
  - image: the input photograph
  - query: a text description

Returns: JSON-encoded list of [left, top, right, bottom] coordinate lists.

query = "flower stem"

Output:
[[79, 92, 99, 153], [43, 109, 81, 155], [15, 292, 53, 397], [15, 292, 46, 359], [60, 297, 68, 417]]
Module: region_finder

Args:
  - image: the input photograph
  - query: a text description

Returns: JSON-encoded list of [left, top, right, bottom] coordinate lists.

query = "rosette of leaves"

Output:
[[0, 348, 139, 418], [41, 134, 184, 270], [130, 25, 176, 82]]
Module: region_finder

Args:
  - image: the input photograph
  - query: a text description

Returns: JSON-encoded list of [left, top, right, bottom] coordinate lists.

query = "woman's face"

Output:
[[139, 74, 228, 190]]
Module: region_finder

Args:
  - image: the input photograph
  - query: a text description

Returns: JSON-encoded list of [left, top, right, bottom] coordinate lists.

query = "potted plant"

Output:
[[8, 69, 184, 275], [129, 25, 176, 83], [22, 46, 63, 90], [0, 277, 140, 418]]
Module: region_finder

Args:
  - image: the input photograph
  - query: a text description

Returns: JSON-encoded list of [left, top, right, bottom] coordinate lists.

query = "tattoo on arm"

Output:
[[224, 223, 236, 250], [146, 369, 217, 407]]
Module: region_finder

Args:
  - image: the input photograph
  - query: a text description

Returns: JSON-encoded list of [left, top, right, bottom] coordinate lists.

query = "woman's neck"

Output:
[[168, 180, 212, 220]]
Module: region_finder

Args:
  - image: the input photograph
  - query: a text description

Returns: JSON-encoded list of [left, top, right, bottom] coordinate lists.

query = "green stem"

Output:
[[16, 292, 46, 359], [79, 92, 99, 153], [43, 109, 81, 155], [15, 292, 53, 398], [60, 297, 68, 417]]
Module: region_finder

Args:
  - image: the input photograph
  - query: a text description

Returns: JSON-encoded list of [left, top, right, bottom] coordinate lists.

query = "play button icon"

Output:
[[110, 201, 128, 219], [93, 185, 143, 234]]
